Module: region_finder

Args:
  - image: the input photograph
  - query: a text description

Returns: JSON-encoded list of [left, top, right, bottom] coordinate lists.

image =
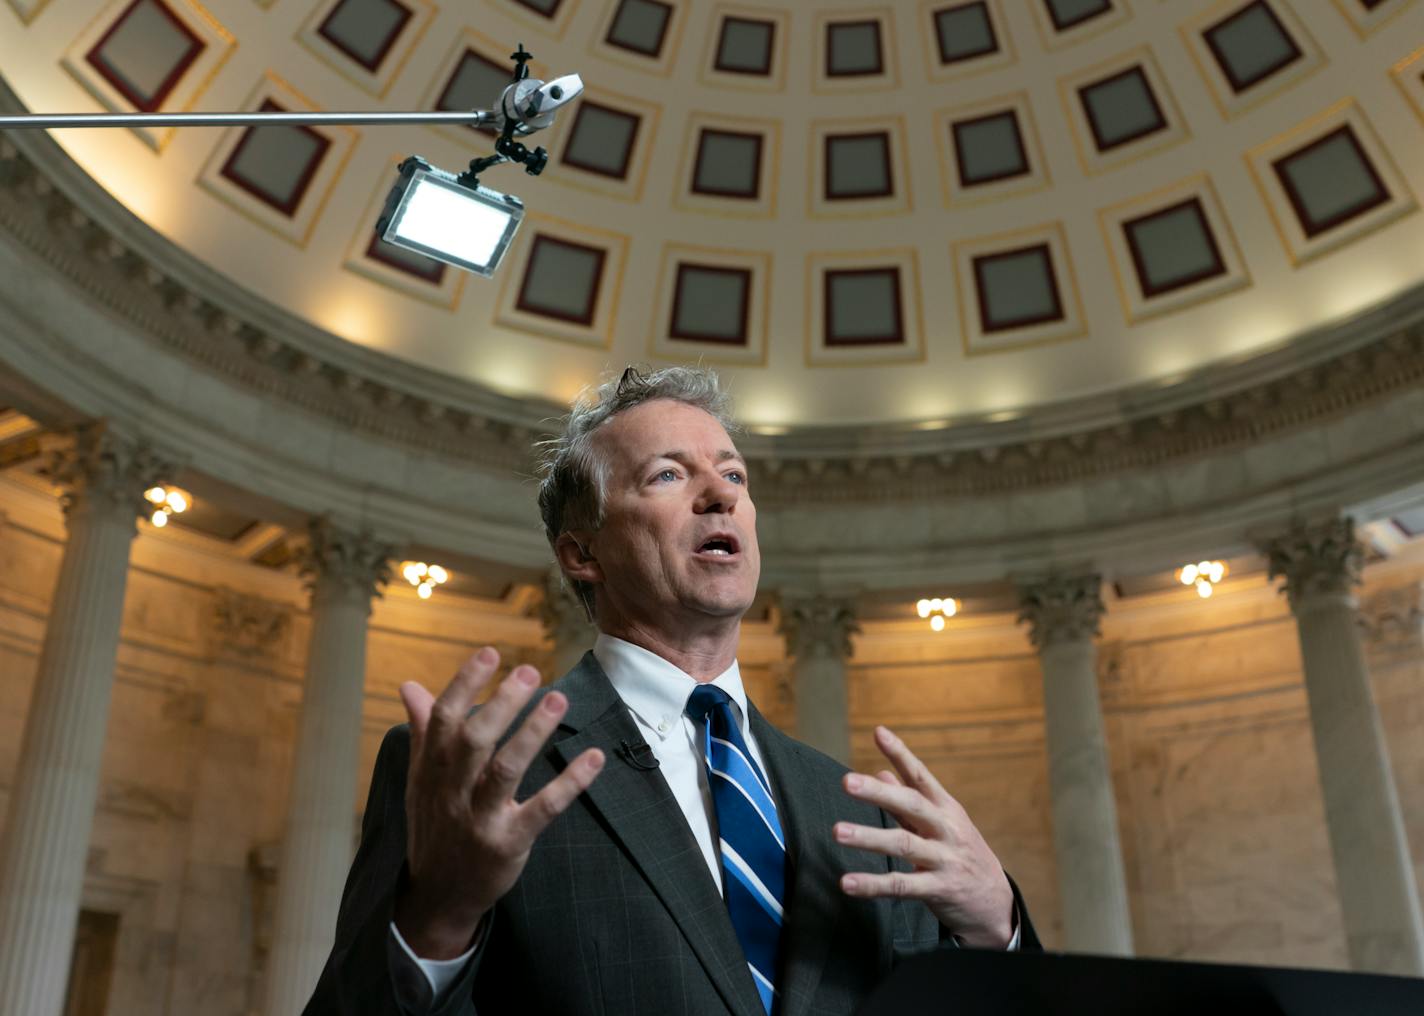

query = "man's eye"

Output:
[[726, 471, 746, 484], [654, 468, 678, 483]]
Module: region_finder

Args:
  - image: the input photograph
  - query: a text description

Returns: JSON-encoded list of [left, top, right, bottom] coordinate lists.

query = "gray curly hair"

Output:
[[536, 365, 737, 616]]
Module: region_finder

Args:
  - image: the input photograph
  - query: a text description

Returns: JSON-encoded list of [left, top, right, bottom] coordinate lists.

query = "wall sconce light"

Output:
[[143, 485, 189, 528], [1178, 560, 1228, 598], [401, 561, 449, 600], [916, 596, 959, 632]]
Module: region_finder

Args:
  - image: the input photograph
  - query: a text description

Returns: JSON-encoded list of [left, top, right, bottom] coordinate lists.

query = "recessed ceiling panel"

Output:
[[1098, 175, 1249, 322], [218, 101, 330, 217], [196, 75, 357, 245], [1042, 0, 1111, 32], [825, 19, 882, 76], [932, 2, 997, 63], [547, 86, 662, 200], [434, 48, 510, 136], [1248, 101, 1415, 264], [813, 8, 898, 92], [938, 92, 1048, 205], [61, 0, 234, 149], [315, 0, 411, 72], [1121, 198, 1226, 298], [669, 263, 752, 344], [806, 250, 923, 366], [605, 0, 672, 57], [674, 112, 780, 217], [1060, 49, 1188, 173], [824, 131, 892, 200], [954, 224, 1085, 353], [824, 268, 903, 346], [516, 234, 607, 325], [1272, 127, 1390, 238], [650, 243, 770, 365], [1202, 2, 1301, 94], [1078, 66, 1166, 152], [972, 245, 1063, 333], [692, 128, 763, 199], [715, 15, 774, 74], [951, 110, 1028, 187], [85, 0, 205, 111], [560, 100, 640, 179], [494, 217, 630, 349]]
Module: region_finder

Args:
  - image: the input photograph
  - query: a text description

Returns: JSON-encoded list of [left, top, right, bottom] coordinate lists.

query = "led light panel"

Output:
[[377, 157, 523, 277]]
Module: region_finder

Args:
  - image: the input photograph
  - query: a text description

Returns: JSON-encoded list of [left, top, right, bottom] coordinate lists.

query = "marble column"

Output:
[[0, 423, 168, 1016], [540, 566, 593, 679], [1018, 573, 1133, 955], [1264, 518, 1424, 975], [779, 596, 858, 765], [263, 520, 393, 1016]]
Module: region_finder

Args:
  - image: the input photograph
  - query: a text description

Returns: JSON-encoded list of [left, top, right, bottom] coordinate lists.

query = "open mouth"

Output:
[[694, 534, 741, 558]]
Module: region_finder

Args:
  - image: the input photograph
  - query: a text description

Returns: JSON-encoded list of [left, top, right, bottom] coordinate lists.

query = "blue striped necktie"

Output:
[[685, 684, 787, 1015]]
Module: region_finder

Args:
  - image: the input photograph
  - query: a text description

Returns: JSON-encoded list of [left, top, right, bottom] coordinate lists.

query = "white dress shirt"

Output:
[[391, 633, 1016, 1000]]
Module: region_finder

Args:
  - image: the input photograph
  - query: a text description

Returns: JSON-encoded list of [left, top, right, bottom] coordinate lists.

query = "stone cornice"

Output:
[[2, 120, 1424, 507]]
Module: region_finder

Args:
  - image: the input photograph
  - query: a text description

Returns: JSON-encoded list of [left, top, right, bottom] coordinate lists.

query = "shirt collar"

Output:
[[592, 633, 748, 741]]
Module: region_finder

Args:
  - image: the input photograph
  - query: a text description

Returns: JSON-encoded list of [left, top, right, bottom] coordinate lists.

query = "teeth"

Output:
[[701, 548, 731, 555]]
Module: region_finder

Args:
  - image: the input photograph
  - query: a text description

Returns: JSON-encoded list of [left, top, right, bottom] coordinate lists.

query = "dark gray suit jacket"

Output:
[[305, 654, 1038, 1015]]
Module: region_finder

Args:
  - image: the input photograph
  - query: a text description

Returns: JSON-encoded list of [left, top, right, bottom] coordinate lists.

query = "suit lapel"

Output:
[[750, 707, 843, 1016], [550, 655, 766, 1016]]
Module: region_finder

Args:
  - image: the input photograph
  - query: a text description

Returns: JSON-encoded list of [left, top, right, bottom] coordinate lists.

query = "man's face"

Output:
[[584, 399, 760, 629]]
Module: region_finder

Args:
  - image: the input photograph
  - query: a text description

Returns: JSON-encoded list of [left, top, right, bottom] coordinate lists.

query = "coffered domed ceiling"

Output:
[[2, 0, 1422, 428]]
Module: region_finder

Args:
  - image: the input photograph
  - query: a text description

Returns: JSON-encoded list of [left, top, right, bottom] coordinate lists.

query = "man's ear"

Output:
[[554, 531, 602, 585]]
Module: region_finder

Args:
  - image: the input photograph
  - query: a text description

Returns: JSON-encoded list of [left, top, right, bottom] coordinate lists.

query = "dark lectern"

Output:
[[857, 948, 1424, 1016]]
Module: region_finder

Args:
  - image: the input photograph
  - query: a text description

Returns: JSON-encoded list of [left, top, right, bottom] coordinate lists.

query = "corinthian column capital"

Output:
[[298, 519, 394, 607], [779, 595, 859, 661], [1262, 517, 1363, 611], [41, 421, 172, 526], [1017, 572, 1105, 650]]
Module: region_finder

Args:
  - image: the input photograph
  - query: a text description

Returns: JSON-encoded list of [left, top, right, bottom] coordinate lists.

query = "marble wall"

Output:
[[1, 484, 1423, 1011]]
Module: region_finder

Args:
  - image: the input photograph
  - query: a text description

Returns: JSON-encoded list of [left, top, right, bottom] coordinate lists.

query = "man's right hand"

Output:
[[393, 646, 605, 959]]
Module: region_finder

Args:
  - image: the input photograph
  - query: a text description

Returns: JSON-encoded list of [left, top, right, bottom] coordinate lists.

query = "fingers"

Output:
[[515, 747, 605, 840], [874, 726, 955, 809], [428, 649, 502, 734], [840, 868, 936, 900], [843, 772, 947, 837], [400, 681, 436, 744], [834, 822, 939, 868], [462, 665, 543, 765], [475, 690, 570, 806]]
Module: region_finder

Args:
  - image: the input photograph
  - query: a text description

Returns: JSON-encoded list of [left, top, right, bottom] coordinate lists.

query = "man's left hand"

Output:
[[835, 725, 1015, 949]]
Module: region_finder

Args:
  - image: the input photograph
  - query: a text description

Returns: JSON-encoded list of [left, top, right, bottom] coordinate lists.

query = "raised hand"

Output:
[[393, 646, 605, 959], [834, 725, 1015, 949]]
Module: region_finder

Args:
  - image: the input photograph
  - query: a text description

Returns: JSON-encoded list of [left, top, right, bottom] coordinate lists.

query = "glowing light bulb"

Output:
[[417, 582, 433, 599], [144, 486, 167, 504], [1208, 561, 1226, 584], [428, 564, 448, 584], [929, 598, 943, 612], [165, 491, 188, 513], [1180, 564, 1198, 585], [402, 563, 422, 585], [151, 510, 167, 527], [944, 598, 958, 617], [916, 599, 930, 618], [1196, 579, 1213, 599], [930, 614, 946, 632]]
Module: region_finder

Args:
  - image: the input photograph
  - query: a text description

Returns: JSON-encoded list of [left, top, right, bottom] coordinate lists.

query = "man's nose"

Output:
[[693, 472, 741, 513]]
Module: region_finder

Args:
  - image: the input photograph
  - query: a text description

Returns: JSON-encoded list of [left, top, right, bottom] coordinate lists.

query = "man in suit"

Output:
[[306, 366, 1038, 1015]]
